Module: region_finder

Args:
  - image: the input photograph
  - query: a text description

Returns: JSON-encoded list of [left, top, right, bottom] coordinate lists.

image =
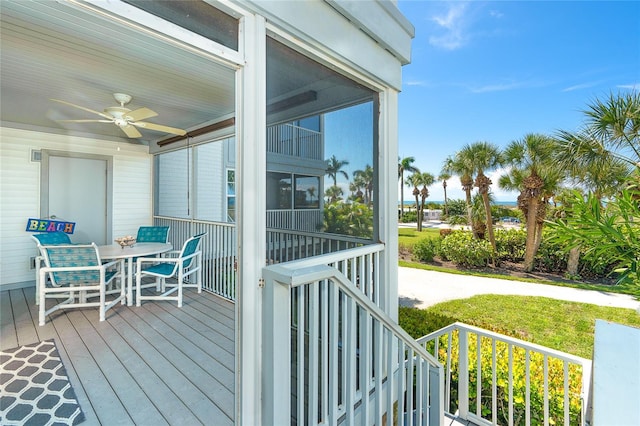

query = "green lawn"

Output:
[[400, 295, 640, 359], [398, 227, 441, 248]]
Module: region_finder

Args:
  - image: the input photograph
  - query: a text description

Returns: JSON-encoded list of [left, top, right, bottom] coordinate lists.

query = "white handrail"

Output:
[[263, 254, 444, 426], [418, 322, 592, 426]]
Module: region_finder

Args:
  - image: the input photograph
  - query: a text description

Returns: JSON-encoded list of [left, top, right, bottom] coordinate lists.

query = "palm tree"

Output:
[[500, 133, 559, 271], [325, 185, 343, 203], [555, 129, 631, 201], [444, 151, 476, 237], [581, 91, 640, 166], [353, 164, 374, 206], [307, 186, 317, 205], [438, 171, 451, 216], [407, 172, 434, 231], [398, 156, 420, 219], [407, 173, 423, 231], [418, 172, 435, 228], [468, 141, 502, 256], [325, 155, 349, 187]]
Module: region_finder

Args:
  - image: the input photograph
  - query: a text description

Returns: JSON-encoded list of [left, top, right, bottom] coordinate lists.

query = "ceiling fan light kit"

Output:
[[51, 93, 187, 138]]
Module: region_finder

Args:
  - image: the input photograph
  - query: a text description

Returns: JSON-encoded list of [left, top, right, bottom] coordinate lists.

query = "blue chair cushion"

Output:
[[44, 245, 115, 287], [142, 263, 177, 277], [32, 232, 72, 245], [136, 226, 169, 243]]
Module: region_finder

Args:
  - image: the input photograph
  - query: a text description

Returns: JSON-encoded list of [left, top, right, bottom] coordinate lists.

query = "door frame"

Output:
[[40, 150, 113, 243]]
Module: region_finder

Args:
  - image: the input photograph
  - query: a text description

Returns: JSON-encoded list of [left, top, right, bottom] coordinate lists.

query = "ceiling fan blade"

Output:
[[57, 119, 113, 123], [119, 124, 143, 138], [132, 121, 187, 136], [124, 107, 157, 122], [51, 99, 112, 120]]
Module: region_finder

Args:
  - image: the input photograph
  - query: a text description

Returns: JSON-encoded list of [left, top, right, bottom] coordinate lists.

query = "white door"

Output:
[[44, 154, 110, 245]]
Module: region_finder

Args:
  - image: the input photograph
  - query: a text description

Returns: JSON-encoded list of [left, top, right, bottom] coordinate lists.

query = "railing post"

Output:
[[458, 327, 469, 419], [429, 363, 445, 426], [261, 271, 291, 426]]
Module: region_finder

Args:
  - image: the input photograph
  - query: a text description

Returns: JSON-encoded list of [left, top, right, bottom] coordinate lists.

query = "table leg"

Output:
[[127, 258, 134, 306]]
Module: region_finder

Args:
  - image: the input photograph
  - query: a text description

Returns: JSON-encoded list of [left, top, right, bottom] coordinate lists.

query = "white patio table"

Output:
[[99, 242, 172, 306]]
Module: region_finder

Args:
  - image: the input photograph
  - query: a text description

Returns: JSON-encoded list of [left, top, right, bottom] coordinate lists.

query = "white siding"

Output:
[[195, 141, 225, 221], [157, 149, 189, 218], [0, 127, 152, 287]]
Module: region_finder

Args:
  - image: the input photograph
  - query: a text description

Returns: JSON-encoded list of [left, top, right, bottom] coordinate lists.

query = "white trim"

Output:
[[236, 13, 267, 426], [378, 88, 400, 319], [66, 0, 244, 67]]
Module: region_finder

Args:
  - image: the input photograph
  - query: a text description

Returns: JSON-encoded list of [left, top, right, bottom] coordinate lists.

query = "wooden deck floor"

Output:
[[1, 286, 235, 426]]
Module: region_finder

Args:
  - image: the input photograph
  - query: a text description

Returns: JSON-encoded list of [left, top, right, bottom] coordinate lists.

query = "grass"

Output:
[[398, 227, 441, 248], [411, 295, 640, 359], [399, 259, 640, 298]]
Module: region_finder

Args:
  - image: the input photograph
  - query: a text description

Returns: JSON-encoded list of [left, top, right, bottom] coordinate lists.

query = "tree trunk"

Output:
[[443, 181, 448, 216], [464, 189, 476, 237], [523, 198, 539, 271], [400, 176, 405, 218], [482, 193, 496, 264], [414, 193, 421, 231], [567, 246, 580, 276]]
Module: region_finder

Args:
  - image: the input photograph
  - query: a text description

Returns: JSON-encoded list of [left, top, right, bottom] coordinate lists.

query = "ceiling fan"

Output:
[[51, 93, 187, 138]]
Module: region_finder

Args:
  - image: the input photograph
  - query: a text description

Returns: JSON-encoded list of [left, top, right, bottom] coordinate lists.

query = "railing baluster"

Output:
[[525, 349, 531, 426], [564, 360, 570, 426], [492, 339, 497, 425], [509, 344, 514, 426], [544, 354, 549, 426], [298, 286, 305, 423]]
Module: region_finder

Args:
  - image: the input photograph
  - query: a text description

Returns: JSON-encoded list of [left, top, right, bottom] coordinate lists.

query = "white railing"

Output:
[[266, 228, 372, 265], [154, 217, 237, 301], [418, 322, 592, 426], [266, 209, 324, 232], [267, 123, 322, 160], [262, 245, 444, 426]]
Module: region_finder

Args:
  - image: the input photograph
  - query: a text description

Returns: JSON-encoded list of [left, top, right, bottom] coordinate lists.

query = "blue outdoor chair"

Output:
[[136, 226, 170, 243], [37, 243, 125, 325], [136, 233, 205, 307], [32, 232, 73, 304]]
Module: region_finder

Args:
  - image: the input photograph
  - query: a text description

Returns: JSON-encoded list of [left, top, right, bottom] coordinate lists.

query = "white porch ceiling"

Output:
[[0, 1, 373, 146], [1, 1, 234, 145]]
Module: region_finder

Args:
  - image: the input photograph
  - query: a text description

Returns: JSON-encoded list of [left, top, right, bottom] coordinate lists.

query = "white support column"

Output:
[[236, 12, 267, 426], [378, 88, 399, 320]]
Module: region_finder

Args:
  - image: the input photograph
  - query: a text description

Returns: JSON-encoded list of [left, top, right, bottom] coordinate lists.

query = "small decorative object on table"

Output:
[[115, 236, 136, 249]]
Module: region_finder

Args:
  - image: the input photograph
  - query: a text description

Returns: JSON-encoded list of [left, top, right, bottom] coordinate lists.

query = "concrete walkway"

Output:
[[398, 266, 640, 311]]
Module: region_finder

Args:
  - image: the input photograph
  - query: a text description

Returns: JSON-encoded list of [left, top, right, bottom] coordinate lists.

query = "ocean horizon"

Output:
[[400, 200, 517, 207]]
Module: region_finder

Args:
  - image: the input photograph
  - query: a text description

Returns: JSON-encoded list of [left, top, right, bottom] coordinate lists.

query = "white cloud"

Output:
[[470, 81, 524, 93], [405, 80, 429, 87], [617, 83, 640, 90], [562, 81, 601, 92], [428, 3, 469, 50]]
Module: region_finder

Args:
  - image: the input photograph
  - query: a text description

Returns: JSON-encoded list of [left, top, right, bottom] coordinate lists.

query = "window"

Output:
[[294, 175, 320, 209], [227, 169, 236, 222], [266, 172, 292, 210]]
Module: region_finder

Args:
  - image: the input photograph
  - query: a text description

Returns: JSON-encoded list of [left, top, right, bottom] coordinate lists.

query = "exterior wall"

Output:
[[0, 127, 152, 288]]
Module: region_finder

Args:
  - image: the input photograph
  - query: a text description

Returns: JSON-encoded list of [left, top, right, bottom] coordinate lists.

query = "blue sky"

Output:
[[396, 0, 640, 202]]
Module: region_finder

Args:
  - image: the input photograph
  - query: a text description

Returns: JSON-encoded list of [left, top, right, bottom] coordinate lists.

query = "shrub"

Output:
[[400, 210, 418, 223], [398, 307, 457, 337], [440, 231, 493, 267], [398, 308, 585, 425], [412, 237, 441, 262], [494, 229, 526, 262], [439, 228, 453, 238], [428, 331, 584, 426]]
